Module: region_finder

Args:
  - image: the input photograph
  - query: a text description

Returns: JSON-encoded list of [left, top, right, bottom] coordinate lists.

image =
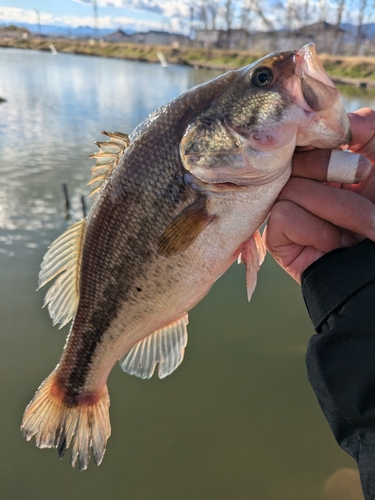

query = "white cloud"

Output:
[[73, 0, 190, 18], [0, 7, 163, 31]]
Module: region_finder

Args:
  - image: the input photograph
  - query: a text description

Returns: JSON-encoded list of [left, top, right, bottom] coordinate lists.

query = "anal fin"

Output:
[[120, 314, 189, 379], [238, 230, 266, 302]]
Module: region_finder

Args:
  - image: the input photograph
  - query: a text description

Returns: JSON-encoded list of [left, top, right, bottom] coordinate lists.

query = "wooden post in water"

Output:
[[62, 183, 71, 220], [81, 195, 87, 218]]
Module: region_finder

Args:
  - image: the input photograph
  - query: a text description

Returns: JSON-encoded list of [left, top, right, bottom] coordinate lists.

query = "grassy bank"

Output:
[[2, 37, 375, 85], [0, 37, 263, 70]]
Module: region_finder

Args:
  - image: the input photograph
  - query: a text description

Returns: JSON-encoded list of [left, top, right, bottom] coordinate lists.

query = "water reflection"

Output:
[[339, 84, 375, 111], [0, 50, 220, 236], [0, 48, 370, 500]]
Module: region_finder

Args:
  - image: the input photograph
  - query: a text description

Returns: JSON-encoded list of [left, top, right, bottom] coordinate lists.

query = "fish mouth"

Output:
[[294, 43, 338, 112], [291, 43, 351, 146]]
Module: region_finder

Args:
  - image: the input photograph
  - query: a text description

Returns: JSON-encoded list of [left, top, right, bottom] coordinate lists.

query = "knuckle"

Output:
[[268, 200, 295, 233], [279, 177, 302, 199]]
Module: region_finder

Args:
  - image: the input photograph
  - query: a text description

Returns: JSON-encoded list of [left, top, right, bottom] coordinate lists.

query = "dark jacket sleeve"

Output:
[[301, 239, 375, 499]]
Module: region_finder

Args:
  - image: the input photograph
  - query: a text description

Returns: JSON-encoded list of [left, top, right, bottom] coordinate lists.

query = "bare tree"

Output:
[[221, 0, 234, 48], [285, 0, 304, 31], [333, 0, 345, 29], [319, 0, 327, 22], [332, 0, 345, 54], [207, 0, 219, 30], [223, 0, 234, 32], [303, 0, 309, 25], [249, 0, 274, 30], [195, 0, 220, 30], [356, 0, 371, 52], [190, 6, 194, 38], [196, 0, 209, 29], [240, 0, 253, 32]]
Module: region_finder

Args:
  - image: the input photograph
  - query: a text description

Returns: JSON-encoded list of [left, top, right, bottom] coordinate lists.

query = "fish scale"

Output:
[[21, 44, 351, 470]]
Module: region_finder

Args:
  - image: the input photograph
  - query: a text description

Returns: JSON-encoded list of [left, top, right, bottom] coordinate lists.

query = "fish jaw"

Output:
[[285, 43, 351, 148]]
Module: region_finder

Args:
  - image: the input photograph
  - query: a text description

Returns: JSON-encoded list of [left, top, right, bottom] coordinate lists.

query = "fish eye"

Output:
[[251, 67, 273, 87]]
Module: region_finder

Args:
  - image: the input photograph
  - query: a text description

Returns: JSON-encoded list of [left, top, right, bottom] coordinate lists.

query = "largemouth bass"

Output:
[[21, 44, 350, 470]]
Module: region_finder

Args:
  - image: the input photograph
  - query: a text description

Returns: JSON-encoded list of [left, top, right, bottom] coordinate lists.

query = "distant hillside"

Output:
[[340, 22, 375, 38], [5, 22, 135, 38], [6, 20, 375, 41]]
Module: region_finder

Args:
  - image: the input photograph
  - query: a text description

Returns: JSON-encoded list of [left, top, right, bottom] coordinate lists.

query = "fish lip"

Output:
[[286, 43, 351, 147], [295, 43, 336, 90]]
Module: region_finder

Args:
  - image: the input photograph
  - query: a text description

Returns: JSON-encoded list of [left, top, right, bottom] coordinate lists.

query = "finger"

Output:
[[292, 149, 331, 180], [348, 108, 375, 159], [266, 200, 353, 256], [292, 149, 371, 183], [263, 223, 324, 284], [327, 150, 368, 183], [345, 171, 375, 205], [279, 177, 375, 240], [265, 200, 355, 283]]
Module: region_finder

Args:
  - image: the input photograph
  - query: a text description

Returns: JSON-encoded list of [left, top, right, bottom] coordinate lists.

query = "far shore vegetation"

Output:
[[2, 36, 375, 87]]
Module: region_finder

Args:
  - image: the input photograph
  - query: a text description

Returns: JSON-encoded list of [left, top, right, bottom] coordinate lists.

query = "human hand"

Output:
[[264, 108, 375, 283]]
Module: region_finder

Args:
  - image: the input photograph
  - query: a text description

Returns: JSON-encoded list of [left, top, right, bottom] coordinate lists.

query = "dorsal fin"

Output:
[[88, 131, 130, 197], [120, 314, 188, 379], [38, 219, 86, 328]]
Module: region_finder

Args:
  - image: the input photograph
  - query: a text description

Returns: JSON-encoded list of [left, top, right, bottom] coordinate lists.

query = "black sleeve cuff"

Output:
[[301, 239, 375, 331]]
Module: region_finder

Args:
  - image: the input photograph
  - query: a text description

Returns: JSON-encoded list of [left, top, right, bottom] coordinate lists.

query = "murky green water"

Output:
[[0, 48, 372, 500]]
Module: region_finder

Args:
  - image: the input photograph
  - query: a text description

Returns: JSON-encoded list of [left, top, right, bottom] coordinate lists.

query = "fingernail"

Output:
[[355, 155, 372, 182]]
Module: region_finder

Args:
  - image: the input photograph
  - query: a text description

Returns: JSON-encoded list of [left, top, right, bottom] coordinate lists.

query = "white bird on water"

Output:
[[156, 51, 168, 67], [49, 44, 57, 55]]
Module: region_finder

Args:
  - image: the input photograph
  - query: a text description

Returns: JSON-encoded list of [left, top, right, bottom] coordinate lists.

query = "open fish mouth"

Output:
[[295, 43, 339, 112], [291, 43, 351, 146]]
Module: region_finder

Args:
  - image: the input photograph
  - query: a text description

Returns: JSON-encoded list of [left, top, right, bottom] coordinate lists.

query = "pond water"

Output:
[[0, 48, 373, 500]]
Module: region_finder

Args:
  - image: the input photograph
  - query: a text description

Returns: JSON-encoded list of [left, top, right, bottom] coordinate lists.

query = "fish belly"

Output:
[[74, 169, 291, 392]]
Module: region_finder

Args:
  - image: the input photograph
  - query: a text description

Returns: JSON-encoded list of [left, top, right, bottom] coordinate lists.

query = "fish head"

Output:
[[180, 43, 350, 187]]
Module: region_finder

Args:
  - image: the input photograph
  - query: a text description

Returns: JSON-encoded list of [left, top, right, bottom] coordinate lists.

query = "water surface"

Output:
[[0, 48, 372, 500]]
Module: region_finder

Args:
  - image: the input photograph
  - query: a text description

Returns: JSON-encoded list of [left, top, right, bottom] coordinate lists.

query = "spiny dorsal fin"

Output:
[[119, 314, 189, 379], [38, 219, 86, 328], [88, 131, 130, 197]]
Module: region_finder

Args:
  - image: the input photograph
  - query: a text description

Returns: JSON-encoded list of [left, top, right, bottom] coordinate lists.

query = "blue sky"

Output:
[[0, 0, 191, 33], [0, 0, 366, 34]]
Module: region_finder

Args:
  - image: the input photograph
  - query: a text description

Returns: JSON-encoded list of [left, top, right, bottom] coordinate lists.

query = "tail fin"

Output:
[[21, 371, 111, 470]]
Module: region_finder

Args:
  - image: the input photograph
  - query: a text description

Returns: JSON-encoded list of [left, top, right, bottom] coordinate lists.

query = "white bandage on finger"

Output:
[[327, 150, 360, 184]]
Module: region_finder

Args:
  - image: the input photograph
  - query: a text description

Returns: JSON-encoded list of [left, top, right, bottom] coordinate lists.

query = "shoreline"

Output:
[[2, 37, 375, 88]]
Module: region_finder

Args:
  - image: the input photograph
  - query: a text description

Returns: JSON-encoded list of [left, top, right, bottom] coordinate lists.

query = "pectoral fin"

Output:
[[238, 230, 266, 301], [157, 196, 216, 258], [120, 314, 189, 379]]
